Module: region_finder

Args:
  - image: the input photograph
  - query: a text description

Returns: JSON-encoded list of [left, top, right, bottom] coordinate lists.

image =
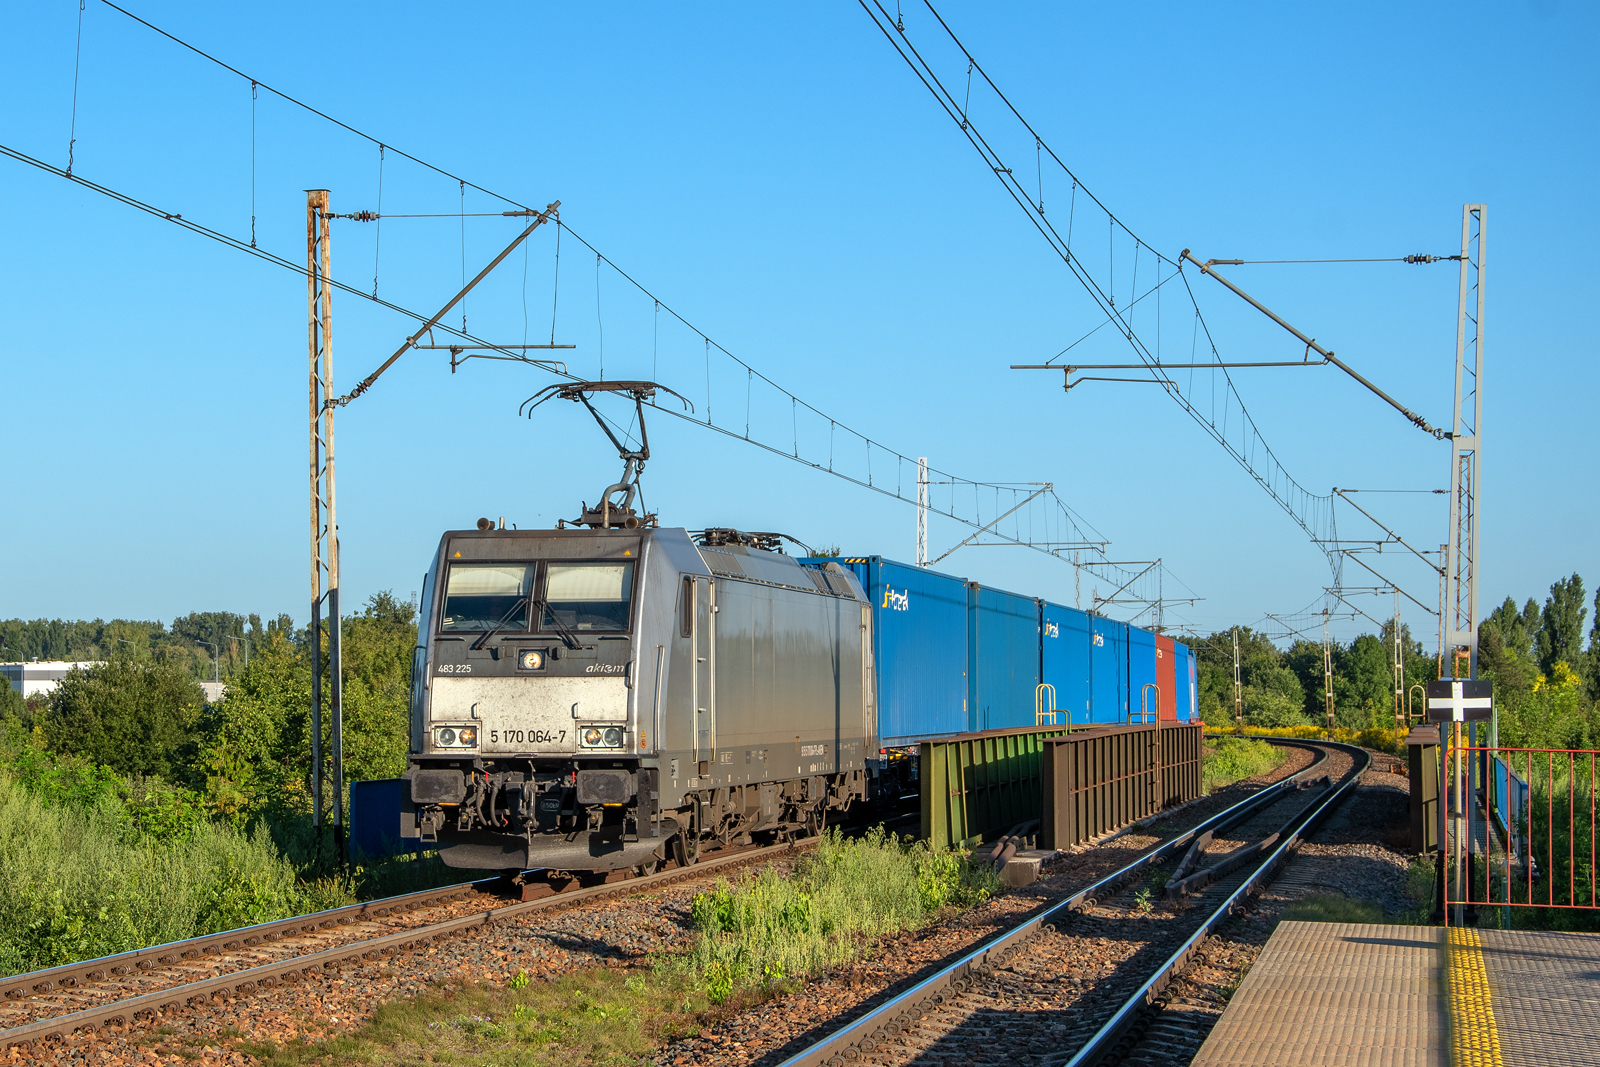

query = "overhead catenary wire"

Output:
[[372, 144, 383, 295], [67, 0, 86, 176], [549, 220, 561, 345], [863, 0, 1342, 579], [249, 81, 257, 247], [17, 9, 1189, 615]]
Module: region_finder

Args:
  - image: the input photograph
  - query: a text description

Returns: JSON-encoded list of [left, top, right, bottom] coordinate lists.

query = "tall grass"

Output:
[[0, 774, 335, 976], [1202, 738, 1286, 793], [680, 827, 997, 1002]]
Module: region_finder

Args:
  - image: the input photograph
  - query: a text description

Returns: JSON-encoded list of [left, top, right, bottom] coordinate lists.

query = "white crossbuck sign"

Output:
[[1426, 679, 1493, 723]]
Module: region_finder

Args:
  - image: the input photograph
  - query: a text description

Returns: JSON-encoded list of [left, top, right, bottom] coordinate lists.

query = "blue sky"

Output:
[[1, 1, 1595, 647]]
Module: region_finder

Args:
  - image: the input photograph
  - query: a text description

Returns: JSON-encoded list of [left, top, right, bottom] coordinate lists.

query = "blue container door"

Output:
[[849, 558, 969, 746], [1041, 602, 1091, 725], [1173, 641, 1195, 721], [967, 584, 1042, 732], [1128, 627, 1158, 721], [1089, 616, 1127, 723]]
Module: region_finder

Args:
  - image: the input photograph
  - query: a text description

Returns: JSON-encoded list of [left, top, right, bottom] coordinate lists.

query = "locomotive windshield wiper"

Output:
[[470, 596, 530, 651], [533, 598, 581, 650]]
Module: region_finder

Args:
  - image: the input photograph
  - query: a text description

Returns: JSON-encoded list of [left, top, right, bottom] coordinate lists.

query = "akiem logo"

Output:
[[882, 586, 909, 611]]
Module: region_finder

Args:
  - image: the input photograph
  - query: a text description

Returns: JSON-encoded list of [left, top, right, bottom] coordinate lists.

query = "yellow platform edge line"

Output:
[[1447, 926, 1504, 1067]]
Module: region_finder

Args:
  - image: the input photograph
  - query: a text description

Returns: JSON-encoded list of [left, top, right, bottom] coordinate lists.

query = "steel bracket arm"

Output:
[[1338, 551, 1439, 618], [928, 486, 1049, 565], [334, 201, 561, 407], [1331, 488, 1444, 575], [1178, 249, 1446, 440]]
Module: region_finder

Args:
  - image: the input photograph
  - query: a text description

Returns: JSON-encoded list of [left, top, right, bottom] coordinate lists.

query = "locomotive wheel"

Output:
[[673, 816, 700, 867]]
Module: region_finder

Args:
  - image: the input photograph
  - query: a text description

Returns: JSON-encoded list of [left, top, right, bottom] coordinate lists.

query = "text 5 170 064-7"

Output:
[[489, 729, 565, 745]]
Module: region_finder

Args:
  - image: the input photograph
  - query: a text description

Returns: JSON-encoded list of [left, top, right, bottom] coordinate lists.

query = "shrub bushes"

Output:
[[0, 772, 328, 975]]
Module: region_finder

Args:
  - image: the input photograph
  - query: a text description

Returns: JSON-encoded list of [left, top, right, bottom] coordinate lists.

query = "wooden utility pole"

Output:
[[307, 189, 343, 861]]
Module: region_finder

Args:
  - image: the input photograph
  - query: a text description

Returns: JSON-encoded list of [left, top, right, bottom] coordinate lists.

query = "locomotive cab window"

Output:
[[439, 563, 533, 632], [543, 561, 634, 632]]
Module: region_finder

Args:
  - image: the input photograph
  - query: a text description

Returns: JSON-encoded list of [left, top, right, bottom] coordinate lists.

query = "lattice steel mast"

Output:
[[1443, 205, 1486, 681]]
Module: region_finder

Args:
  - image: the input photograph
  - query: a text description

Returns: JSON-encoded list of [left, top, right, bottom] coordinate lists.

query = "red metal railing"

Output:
[[1445, 744, 1600, 911]]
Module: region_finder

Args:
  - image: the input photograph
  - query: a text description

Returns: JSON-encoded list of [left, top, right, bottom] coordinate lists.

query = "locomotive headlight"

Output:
[[517, 649, 545, 671], [432, 725, 479, 749], [581, 727, 604, 747], [603, 727, 624, 747]]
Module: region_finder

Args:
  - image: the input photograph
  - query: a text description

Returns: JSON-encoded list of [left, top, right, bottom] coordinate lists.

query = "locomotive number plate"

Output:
[[488, 729, 565, 746]]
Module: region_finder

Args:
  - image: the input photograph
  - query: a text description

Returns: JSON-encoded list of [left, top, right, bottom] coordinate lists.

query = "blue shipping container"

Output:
[[349, 778, 421, 861], [1041, 601, 1092, 725], [967, 583, 1041, 732], [1089, 615, 1128, 723], [810, 556, 969, 746]]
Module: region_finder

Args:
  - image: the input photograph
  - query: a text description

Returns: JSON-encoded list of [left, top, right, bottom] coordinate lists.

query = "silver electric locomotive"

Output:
[[400, 381, 877, 871]]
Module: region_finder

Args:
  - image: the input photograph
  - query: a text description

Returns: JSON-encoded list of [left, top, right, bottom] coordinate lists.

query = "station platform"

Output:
[[1191, 920, 1600, 1066]]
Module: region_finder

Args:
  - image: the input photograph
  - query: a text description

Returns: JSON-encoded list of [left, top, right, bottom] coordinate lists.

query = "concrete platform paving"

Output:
[[1190, 920, 1600, 1067]]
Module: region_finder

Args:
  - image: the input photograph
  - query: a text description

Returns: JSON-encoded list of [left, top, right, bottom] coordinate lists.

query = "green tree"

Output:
[[196, 591, 415, 825], [1480, 613, 1536, 696], [1284, 639, 1327, 719], [1537, 573, 1588, 676], [0, 677, 25, 728], [40, 662, 205, 783], [196, 628, 312, 823], [1484, 596, 1541, 659], [1335, 634, 1391, 726], [1582, 586, 1600, 702]]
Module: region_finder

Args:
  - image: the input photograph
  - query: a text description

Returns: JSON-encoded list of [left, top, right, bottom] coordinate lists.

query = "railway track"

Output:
[[1, 875, 497, 1012], [773, 739, 1369, 1067], [0, 837, 815, 1051]]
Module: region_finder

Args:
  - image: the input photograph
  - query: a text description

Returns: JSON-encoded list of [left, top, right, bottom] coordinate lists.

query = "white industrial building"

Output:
[[0, 661, 104, 699]]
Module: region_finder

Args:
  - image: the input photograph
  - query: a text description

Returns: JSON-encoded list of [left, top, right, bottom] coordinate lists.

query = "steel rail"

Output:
[[773, 740, 1339, 1067], [1, 839, 812, 1049], [1, 876, 499, 1002], [1060, 739, 1370, 1066]]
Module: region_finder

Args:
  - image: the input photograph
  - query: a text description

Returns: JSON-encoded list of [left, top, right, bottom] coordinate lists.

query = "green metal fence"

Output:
[[919, 725, 1069, 850], [1039, 722, 1204, 849]]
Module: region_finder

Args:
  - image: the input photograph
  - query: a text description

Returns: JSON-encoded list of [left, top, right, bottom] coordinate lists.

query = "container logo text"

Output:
[[1044, 621, 1059, 638], [882, 586, 909, 612]]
